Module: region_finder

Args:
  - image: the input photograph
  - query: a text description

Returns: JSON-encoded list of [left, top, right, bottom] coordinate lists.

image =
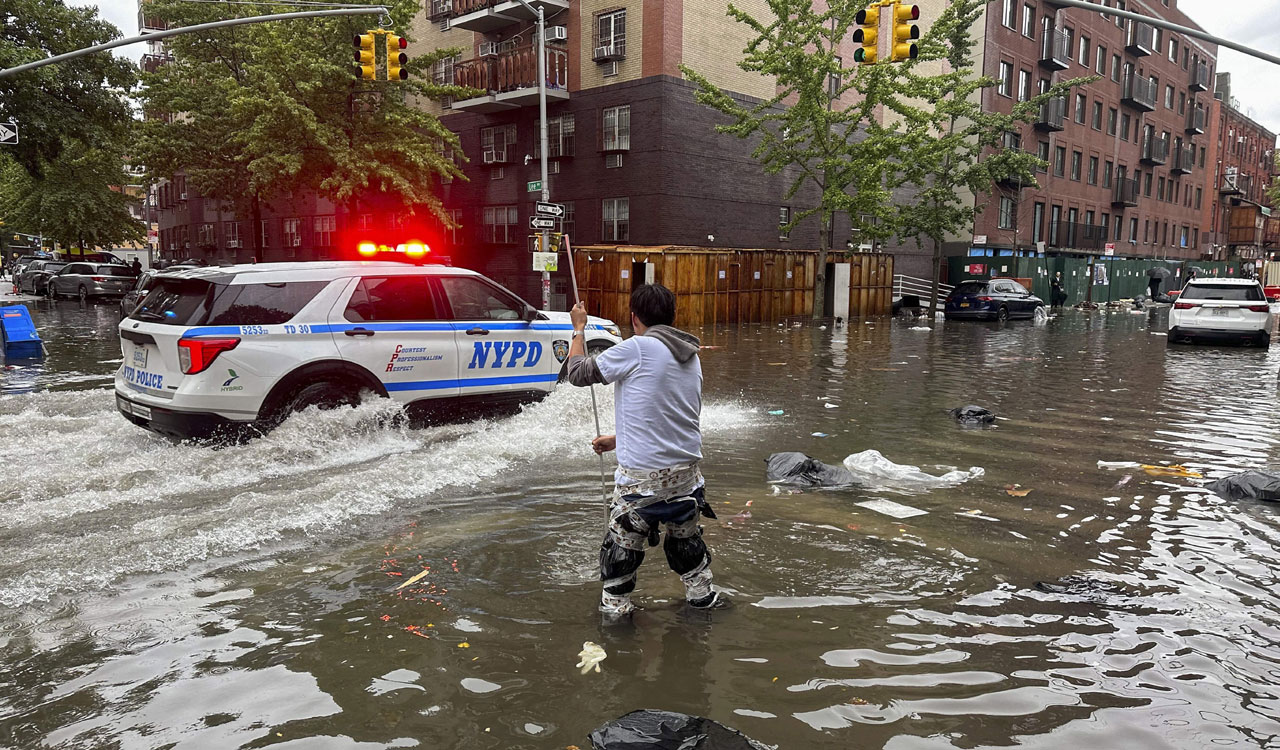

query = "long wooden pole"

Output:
[[563, 236, 610, 505]]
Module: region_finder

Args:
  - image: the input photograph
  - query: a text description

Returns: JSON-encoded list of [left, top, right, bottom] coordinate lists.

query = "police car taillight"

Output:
[[178, 337, 241, 374]]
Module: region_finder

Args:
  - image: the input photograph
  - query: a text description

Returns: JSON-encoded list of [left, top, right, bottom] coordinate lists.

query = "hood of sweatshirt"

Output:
[[642, 325, 701, 363]]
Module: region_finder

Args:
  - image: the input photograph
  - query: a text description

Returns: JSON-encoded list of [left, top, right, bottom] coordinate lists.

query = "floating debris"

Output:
[[576, 641, 607, 674]]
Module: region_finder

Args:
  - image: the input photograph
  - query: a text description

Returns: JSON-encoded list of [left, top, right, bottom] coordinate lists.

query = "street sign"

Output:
[[533, 251, 558, 272], [526, 180, 542, 193], [530, 216, 556, 230], [535, 201, 564, 218], [0, 122, 17, 145], [1104, 242, 1116, 256]]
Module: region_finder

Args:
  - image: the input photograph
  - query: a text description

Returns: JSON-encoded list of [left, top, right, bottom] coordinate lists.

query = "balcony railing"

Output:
[[1140, 134, 1168, 165], [1171, 145, 1195, 175], [1051, 221, 1108, 251], [1186, 106, 1205, 134], [1219, 171, 1251, 195], [1126, 21, 1155, 55], [1189, 61, 1210, 92], [449, 0, 568, 31], [451, 46, 570, 112], [1123, 74, 1157, 111], [1113, 177, 1139, 206], [1039, 28, 1071, 70], [141, 53, 171, 74], [1035, 96, 1067, 131]]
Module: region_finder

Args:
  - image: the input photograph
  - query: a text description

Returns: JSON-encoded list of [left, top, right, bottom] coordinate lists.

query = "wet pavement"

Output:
[[3, 299, 1280, 748]]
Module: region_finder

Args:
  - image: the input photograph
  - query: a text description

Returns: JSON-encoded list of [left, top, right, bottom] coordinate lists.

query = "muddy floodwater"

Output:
[[4, 299, 1280, 749]]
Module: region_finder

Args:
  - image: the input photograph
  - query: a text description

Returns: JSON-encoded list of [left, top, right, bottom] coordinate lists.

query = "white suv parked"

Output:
[[115, 261, 623, 440], [1168, 278, 1272, 348]]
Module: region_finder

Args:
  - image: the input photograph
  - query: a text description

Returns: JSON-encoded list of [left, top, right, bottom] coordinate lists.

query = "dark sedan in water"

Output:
[[945, 279, 1045, 321]]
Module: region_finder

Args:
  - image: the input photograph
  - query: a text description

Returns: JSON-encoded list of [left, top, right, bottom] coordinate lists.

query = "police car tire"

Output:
[[276, 380, 361, 420]]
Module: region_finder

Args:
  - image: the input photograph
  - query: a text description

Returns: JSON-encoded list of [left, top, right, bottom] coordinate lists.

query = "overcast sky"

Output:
[[74, 0, 1280, 132]]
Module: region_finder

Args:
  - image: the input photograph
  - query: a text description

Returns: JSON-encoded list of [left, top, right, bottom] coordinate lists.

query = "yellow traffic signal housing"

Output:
[[891, 2, 920, 62], [354, 33, 376, 80], [853, 6, 879, 64], [387, 35, 408, 81]]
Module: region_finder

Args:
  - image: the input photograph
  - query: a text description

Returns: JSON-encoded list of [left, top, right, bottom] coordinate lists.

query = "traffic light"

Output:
[[890, 2, 920, 62], [354, 33, 376, 80], [853, 6, 879, 64], [387, 35, 408, 81]]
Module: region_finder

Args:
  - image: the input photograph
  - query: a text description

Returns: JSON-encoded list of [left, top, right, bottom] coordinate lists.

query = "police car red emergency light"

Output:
[[114, 261, 622, 441]]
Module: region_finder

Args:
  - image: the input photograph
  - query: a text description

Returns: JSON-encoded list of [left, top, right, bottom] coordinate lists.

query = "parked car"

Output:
[[48, 262, 137, 301], [8, 254, 51, 283], [120, 270, 161, 316], [1168, 278, 1272, 348], [944, 279, 1045, 321], [17, 260, 68, 295]]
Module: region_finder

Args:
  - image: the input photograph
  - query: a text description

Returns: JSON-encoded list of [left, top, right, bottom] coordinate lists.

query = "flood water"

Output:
[[4, 299, 1280, 749]]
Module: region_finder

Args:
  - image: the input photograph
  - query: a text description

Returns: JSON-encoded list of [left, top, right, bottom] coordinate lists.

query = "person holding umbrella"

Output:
[[1146, 266, 1172, 300]]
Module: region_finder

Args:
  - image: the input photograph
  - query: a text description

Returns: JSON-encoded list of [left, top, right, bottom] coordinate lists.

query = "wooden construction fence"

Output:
[[570, 245, 893, 329]]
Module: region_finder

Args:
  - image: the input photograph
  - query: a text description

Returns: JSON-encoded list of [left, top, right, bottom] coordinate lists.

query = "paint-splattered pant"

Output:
[[600, 487, 714, 601]]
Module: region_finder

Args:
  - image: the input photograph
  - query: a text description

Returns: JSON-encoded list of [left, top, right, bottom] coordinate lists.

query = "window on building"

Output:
[[1178, 91, 1186, 115], [482, 205, 518, 243], [1115, 1, 1126, 26], [1144, 172, 1153, 196], [480, 123, 516, 161], [534, 114, 576, 158], [1101, 213, 1110, 237], [1157, 176, 1165, 200], [313, 215, 335, 247], [998, 196, 1016, 230], [555, 201, 575, 238], [1130, 216, 1139, 242], [1016, 69, 1030, 102], [260, 219, 270, 249], [1064, 27, 1074, 54], [1096, 46, 1107, 75], [1199, 146, 1206, 167], [828, 56, 842, 98], [998, 61, 1013, 97], [1032, 202, 1045, 242], [446, 209, 464, 245], [1193, 227, 1199, 247], [1195, 187, 1202, 209], [1165, 85, 1174, 109], [1111, 54, 1121, 82], [1049, 205, 1061, 243], [1079, 36, 1090, 66], [1169, 37, 1178, 62], [1002, 0, 1015, 28], [1066, 208, 1079, 245], [1103, 160, 1113, 187], [1054, 146, 1066, 177], [1107, 107, 1117, 135], [224, 221, 240, 248], [779, 206, 791, 239], [1092, 101, 1103, 130], [603, 105, 631, 150], [1071, 150, 1082, 181], [1037, 140, 1049, 172], [1114, 214, 1123, 241], [198, 222, 215, 246], [432, 54, 460, 108], [1120, 113, 1131, 141], [491, 166, 505, 180], [358, 213, 373, 231], [596, 9, 626, 56], [602, 197, 629, 242], [1022, 3, 1035, 37], [283, 218, 300, 248], [1088, 156, 1099, 184], [1143, 219, 1150, 243], [1075, 93, 1086, 123]]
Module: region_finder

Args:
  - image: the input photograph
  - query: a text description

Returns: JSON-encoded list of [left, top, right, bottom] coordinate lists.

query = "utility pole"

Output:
[[508, 0, 551, 308]]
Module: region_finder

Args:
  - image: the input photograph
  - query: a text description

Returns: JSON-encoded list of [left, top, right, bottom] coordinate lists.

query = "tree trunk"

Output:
[[927, 233, 943, 325], [812, 209, 831, 321]]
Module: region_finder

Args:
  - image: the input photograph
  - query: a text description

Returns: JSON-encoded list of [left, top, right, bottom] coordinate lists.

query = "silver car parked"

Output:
[[49, 262, 137, 301], [16, 260, 68, 295]]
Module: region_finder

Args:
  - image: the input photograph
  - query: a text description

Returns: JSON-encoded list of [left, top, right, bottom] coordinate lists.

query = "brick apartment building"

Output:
[[1204, 72, 1277, 260], [971, 0, 1221, 262]]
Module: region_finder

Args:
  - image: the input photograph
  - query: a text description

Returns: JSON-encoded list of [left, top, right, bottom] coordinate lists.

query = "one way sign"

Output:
[[0, 122, 17, 145], [535, 201, 564, 218]]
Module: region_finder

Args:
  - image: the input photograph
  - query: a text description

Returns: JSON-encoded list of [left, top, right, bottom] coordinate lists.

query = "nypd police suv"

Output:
[[114, 261, 622, 440]]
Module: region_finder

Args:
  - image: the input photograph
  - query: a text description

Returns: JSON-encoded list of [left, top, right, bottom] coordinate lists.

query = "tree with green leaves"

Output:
[[681, 0, 913, 320], [0, 0, 137, 178], [134, 0, 476, 262], [0, 138, 145, 251]]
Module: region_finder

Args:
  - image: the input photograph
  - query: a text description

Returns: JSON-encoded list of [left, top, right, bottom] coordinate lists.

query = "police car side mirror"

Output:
[[522, 305, 538, 323]]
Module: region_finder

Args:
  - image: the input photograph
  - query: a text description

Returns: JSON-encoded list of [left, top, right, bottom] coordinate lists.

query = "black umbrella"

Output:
[[1146, 266, 1173, 279]]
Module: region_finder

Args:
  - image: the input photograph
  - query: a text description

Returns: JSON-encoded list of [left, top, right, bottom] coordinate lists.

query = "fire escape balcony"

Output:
[[449, 0, 569, 32], [1039, 28, 1071, 71], [1189, 61, 1210, 92], [1123, 74, 1157, 112], [1140, 135, 1168, 166], [1126, 21, 1155, 56], [1034, 96, 1067, 132], [1186, 105, 1205, 134], [1051, 221, 1108, 252], [1170, 145, 1195, 175], [450, 46, 570, 113], [1112, 177, 1139, 207]]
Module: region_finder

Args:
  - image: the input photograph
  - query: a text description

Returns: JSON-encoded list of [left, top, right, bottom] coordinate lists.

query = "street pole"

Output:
[[536, 7, 550, 310]]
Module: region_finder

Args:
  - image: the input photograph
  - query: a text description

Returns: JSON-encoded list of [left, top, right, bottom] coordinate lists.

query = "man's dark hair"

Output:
[[630, 283, 676, 327]]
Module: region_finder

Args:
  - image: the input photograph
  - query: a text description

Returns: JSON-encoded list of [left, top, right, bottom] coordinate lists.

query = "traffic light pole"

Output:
[[511, 0, 551, 309]]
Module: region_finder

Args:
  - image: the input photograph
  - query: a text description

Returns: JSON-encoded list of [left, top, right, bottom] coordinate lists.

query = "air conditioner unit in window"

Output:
[[227, 240, 241, 248], [478, 41, 499, 57], [482, 148, 507, 164], [178, 192, 187, 200], [593, 43, 623, 61], [547, 26, 568, 42], [291, 237, 302, 246]]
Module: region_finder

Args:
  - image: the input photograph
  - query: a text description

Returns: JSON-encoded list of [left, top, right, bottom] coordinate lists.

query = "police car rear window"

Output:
[[131, 278, 215, 325], [205, 281, 329, 325]]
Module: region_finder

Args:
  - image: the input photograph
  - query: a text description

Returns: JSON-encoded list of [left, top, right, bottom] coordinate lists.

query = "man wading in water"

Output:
[[566, 284, 721, 615]]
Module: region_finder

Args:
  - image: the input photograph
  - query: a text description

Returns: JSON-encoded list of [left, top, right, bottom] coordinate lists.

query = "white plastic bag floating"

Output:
[[842, 449, 983, 491]]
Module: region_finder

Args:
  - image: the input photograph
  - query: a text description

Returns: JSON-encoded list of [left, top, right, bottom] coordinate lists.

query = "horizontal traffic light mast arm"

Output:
[[0, 6, 389, 79], [1047, 0, 1280, 67]]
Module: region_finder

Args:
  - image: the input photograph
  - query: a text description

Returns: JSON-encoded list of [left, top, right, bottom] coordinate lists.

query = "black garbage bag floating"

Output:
[[1205, 471, 1280, 502], [949, 405, 995, 425], [765, 452, 857, 488], [589, 710, 774, 750]]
